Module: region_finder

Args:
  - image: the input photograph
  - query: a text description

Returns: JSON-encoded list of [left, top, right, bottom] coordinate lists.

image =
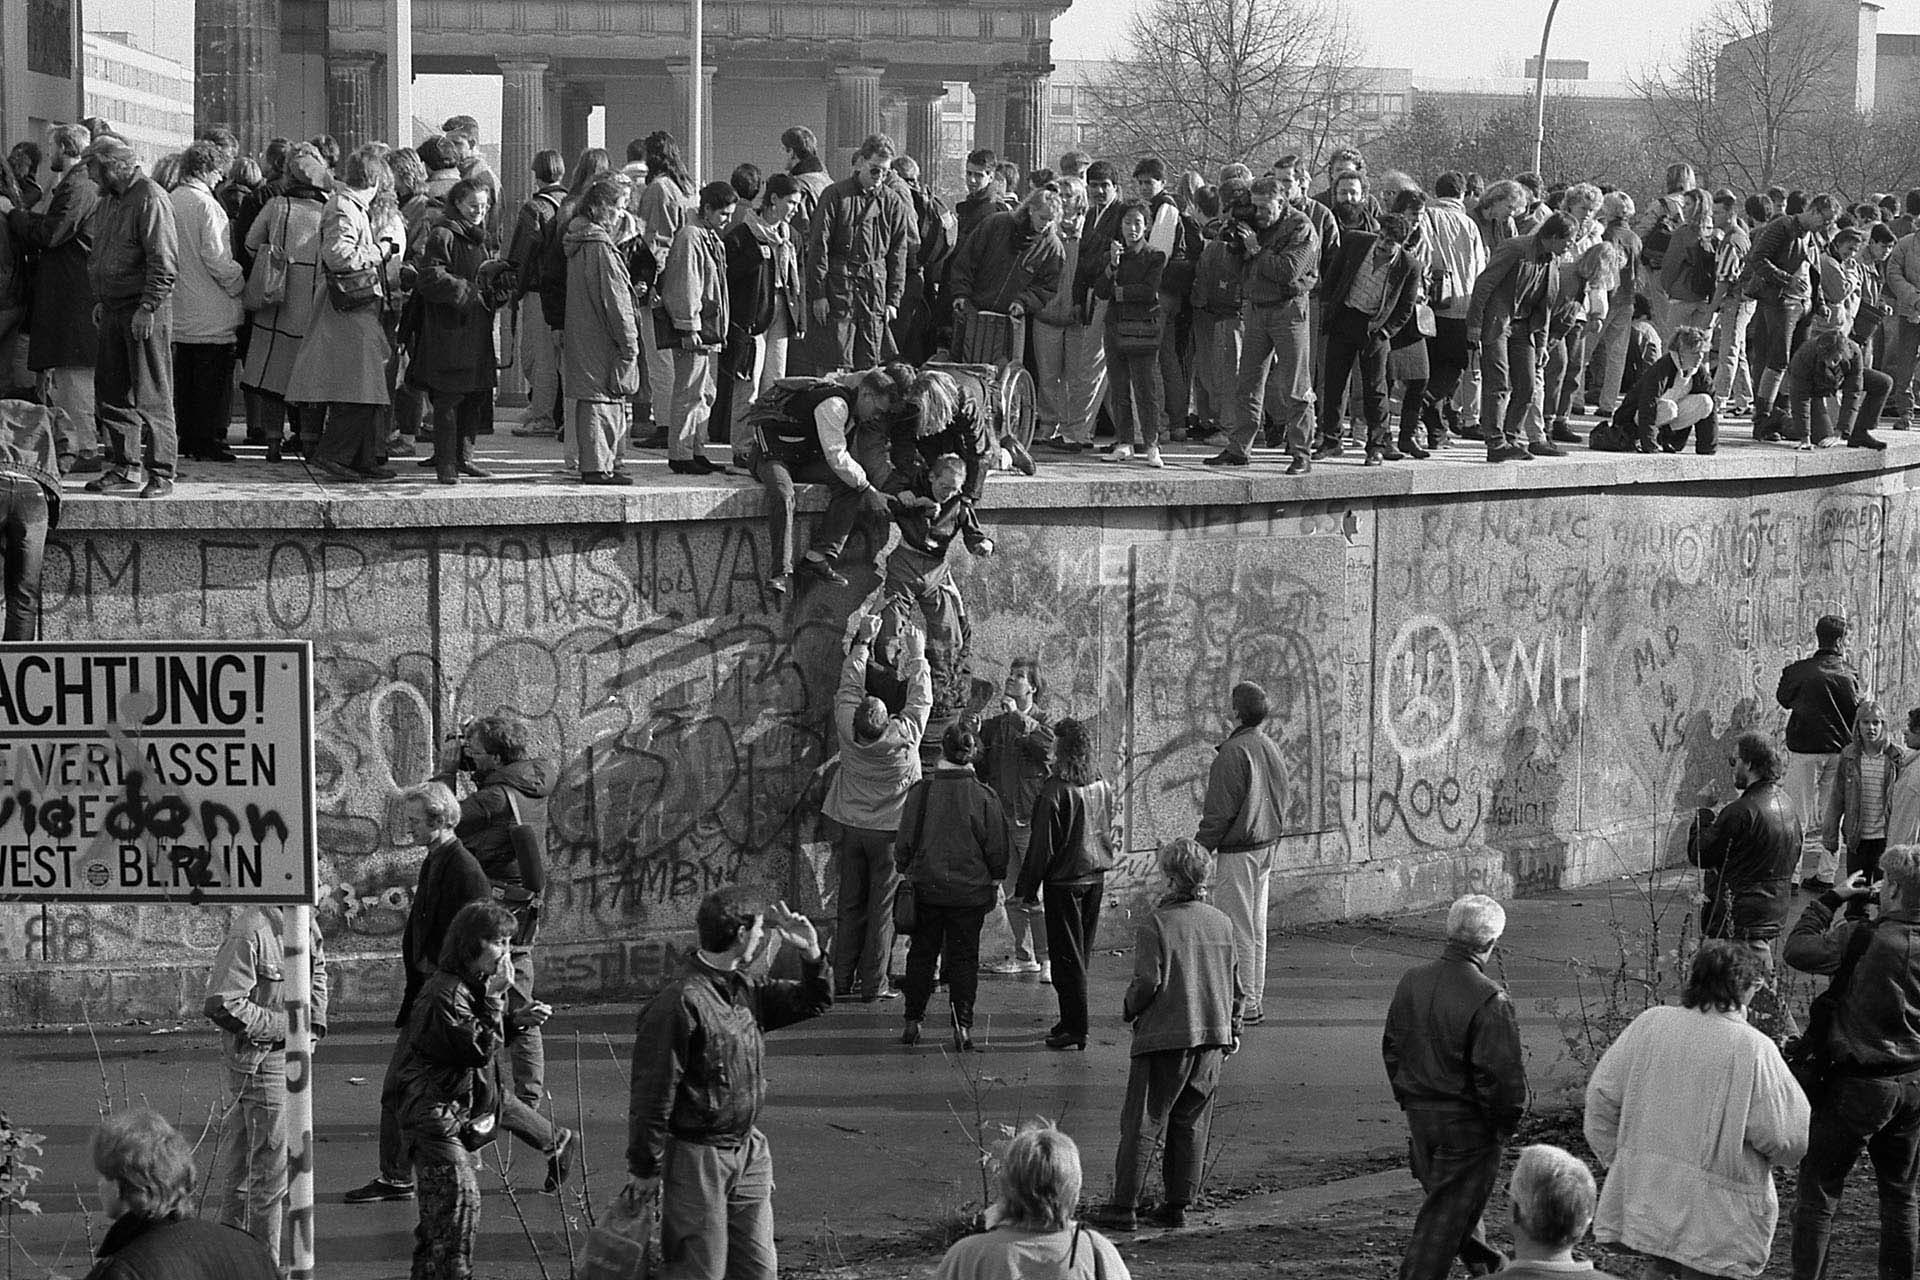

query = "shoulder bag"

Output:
[[243, 198, 291, 311], [491, 789, 546, 947], [892, 777, 935, 935], [1782, 920, 1878, 1108]]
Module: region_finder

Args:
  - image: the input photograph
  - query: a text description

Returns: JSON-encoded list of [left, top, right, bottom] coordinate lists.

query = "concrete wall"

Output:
[[6, 461, 1919, 1021]]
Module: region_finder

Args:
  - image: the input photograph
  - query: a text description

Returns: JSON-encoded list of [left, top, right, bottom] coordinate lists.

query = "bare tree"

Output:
[[1795, 104, 1920, 200], [1085, 0, 1363, 176], [1635, 0, 1851, 190]]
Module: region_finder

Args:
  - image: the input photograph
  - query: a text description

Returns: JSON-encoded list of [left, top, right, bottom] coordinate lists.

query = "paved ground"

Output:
[[2, 868, 1763, 1279]]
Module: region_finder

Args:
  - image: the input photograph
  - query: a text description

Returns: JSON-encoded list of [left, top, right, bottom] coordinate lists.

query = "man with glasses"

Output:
[[808, 134, 914, 371]]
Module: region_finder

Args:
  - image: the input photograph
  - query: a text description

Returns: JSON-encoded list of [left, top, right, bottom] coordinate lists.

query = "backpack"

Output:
[[513, 189, 565, 296], [1641, 218, 1674, 271], [1685, 240, 1717, 299]]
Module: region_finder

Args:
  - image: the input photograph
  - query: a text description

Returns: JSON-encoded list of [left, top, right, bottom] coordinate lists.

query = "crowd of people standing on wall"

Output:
[[0, 118, 1911, 524]]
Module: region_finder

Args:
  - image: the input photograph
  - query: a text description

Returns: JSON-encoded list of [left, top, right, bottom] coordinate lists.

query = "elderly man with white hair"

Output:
[[1502, 1145, 1627, 1279], [1382, 893, 1529, 1280]]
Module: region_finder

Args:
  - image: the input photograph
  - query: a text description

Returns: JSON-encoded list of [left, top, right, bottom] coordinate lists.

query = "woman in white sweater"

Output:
[[1584, 940, 1811, 1279]]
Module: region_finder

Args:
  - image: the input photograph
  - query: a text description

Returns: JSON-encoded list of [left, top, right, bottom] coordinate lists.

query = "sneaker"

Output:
[[1101, 444, 1135, 463], [863, 984, 903, 1002], [982, 956, 1042, 975], [344, 1176, 415, 1204], [544, 1127, 576, 1193], [1139, 446, 1164, 468]]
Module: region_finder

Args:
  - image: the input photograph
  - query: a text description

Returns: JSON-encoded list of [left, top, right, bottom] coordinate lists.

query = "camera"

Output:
[[446, 717, 476, 773]]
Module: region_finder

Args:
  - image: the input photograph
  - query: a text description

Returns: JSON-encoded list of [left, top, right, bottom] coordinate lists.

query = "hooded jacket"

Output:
[[561, 218, 640, 401], [825, 638, 931, 831], [444, 757, 555, 890]]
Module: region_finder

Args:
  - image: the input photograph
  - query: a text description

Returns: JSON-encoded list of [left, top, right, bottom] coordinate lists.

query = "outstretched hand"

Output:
[[764, 900, 821, 960]]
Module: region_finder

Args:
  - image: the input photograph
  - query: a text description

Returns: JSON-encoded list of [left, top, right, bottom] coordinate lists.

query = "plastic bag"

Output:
[[580, 1186, 655, 1280]]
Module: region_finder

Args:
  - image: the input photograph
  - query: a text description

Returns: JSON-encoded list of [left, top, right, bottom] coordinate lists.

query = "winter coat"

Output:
[[167, 178, 245, 343], [561, 219, 640, 402], [948, 210, 1065, 316], [1196, 725, 1288, 852], [1094, 243, 1166, 340], [284, 185, 404, 405], [1584, 1005, 1809, 1280], [87, 174, 177, 313], [1884, 232, 1920, 321], [397, 836, 490, 1028], [81, 1213, 277, 1280], [723, 213, 803, 339], [439, 757, 556, 891], [1775, 648, 1861, 754], [1234, 209, 1319, 307], [1015, 777, 1117, 896], [1123, 897, 1243, 1055], [894, 764, 1014, 910], [1320, 233, 1419, 338], [1692, 780, 1801, 940], [638, 175, 696, 300], [8, 165, 99, 369], [1466, 232, 1557, 341], [1423, 197, 1487, 320], [1785, 899, 1920, 1075], [625, 950, 831, 1177], [825, 639, 931, 831], [806, 175, 913, 363], [240, 188, 326, 397], [660, 219, 729, 347], [1824, 739, 1912, 858], [406, 214, 497, 395], [980, 706, 1055, 828], [1383, 941, 1529, 1133], [1745, 214, 1822, 307], [396, 966, 504, 1162]]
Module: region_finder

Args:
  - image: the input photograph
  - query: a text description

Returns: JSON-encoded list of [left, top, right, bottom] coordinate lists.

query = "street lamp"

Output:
[[1531, 0, 1562, 176]]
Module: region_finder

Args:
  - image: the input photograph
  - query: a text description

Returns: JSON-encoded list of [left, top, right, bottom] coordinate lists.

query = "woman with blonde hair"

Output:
[[933, 1124, 1131, 1279], [85, 1109, 278, 1276], [1823, 700, 1913, 885]]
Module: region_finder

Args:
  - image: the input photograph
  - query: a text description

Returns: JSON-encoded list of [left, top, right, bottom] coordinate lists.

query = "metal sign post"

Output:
[[283, 904, 317, 1280]]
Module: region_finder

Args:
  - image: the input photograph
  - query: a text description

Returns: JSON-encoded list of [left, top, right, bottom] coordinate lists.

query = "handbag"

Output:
[[892, 774, 936, 935], [458, 1059, 505, 1151], [1113, 313, 1161, 355], [243, 199, 291, 310], [326, 260, 385, 312], [1413, 302, 1437, 338], [1782, 920, 1877, 1107], [493, 789, 546, 947]]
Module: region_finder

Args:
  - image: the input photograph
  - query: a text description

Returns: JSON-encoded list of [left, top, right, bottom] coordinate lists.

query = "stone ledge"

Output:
[[53, 432, 1920, 532]]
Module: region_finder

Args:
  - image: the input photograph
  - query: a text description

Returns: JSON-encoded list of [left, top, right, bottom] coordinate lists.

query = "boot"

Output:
[[1397, 429, 1431, 460], [434, 418, 458, 486], [457, 434, 491, 479]]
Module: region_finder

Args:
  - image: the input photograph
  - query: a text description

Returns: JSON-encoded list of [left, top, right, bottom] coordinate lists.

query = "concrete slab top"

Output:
[[53, 424, 1920, 532]]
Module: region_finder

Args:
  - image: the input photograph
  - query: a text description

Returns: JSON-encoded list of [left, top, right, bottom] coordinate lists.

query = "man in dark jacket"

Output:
[[1466, 214, 1573, 464], [507, 149, 568, 439], [625, 888, 830, 1280], [84, 1109, 278, 1280], [1783, 847, 1920, 1278], [1693, 732, 1801, 1039], [808, 134, 913, 370], [1747, 193, 1839, 433], [9, 123, 101, 473], [347, 783, 490, 1205], [1382, 894, 1529, 1280], [433, 713, 553, 1110], [1777, 615, 1862, 891], [82, 137, 177, 498], [889, 156, 954, 364], [980, 662, 1055, 977], [1196, 681, 1288, 1023], [1316, 213, 1421, 464], [1222, 175, 1319, 472]]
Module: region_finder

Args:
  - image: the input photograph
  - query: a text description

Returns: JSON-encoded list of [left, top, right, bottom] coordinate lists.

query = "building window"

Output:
[[29, 0, 74, 77], [1051, 85, 1075, 115], [1384, 94, 1406, 115]]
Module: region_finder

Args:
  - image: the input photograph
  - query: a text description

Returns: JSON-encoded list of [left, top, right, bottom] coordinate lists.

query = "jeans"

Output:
[[173, 340, 238, 457], [1400, 1110, 1505, 1280], [1112, 1047, 1224, 1209], [753, 450, 837, 579], [903, 900, 989, 1028], [1212, 844, 1274, 1016], [1477, 325, 1539, 450], [661, 1127, 777, 1280], [1591, 298, 1635, 412], [1792, 1072, 1920, 1280], [1666, 298, 1716, 336], [379, 1020, 417, 1182], [1158, 294, 1191, 433], [1654, 392, 1719, 453], [1318, 307, 1391, 449], [1789, 367, 1892, 445], [999, 825, 1046, 963], [1887, 316, 1920, 415], [508, 947, 544, 1107], [1790, 752, 1844, 883], [1714, 298, 1757, 408], [1042, 878, 1103, 1037], [1236, 297, 1314, 457], [1103, 332, 1164, 448], [729, 310, 791, 451], [41, 365, 99, 462], [832, 825, 899, 998], [215, 1044, 288, 1263], [1547, 321, 1591, 423], [96, 303, 177, 479], [0, 475, 48, 640], [810, 475, 890, 567], [1754, 299, 1810, 376]]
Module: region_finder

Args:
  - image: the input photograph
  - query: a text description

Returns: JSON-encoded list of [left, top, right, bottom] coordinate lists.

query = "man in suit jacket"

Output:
[[1465, 213, 1573, 463], [1316, 213, 1421, 464]]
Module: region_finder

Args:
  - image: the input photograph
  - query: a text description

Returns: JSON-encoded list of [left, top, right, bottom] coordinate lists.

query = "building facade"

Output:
[[85, 33, 197, 165], [0, 1, 86, 165]]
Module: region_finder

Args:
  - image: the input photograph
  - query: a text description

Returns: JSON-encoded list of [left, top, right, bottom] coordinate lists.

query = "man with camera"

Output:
[[1783, 848, 1920, 1278], [1692, 732, 1801, 1034], [432, 716, 556, 1139]]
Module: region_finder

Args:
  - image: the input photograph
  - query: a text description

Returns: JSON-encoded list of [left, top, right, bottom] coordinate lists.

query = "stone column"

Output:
[[498, 59, 550, 216], [665, 59, 717, 185], [971, 70, 1007, 158], [326, 51, 380, 156], [828, 64, 886, 168], [195, 0, 280, 154], [559, 83, 595, 163], [903, 85, 948, 187], [1003, 66, 1051, 177]]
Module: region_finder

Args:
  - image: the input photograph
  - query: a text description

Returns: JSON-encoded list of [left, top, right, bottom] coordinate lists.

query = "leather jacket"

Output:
[[1692, 780, 1801, 940], [1383, 940, 1530, 1134], [1785, 899, 1920, 1076]]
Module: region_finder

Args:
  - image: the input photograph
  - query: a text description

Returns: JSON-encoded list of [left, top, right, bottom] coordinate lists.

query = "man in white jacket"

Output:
[[169, 141, 245, 466], [1414, 172, 1486, 450]]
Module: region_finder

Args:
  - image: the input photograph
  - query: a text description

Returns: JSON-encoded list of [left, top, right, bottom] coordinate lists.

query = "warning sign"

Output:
[[0, 642, 316, 903]]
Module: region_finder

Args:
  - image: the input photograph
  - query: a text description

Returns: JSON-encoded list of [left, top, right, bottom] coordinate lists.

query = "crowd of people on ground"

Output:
[[0, 119, 1911, 529]]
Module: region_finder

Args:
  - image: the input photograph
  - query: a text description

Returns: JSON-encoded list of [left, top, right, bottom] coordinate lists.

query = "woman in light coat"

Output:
[[284, 145, 405, 482], [240, 146, 330, 459], [561, 176, 640, 484], [1584, 940, 1810, 1279]]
